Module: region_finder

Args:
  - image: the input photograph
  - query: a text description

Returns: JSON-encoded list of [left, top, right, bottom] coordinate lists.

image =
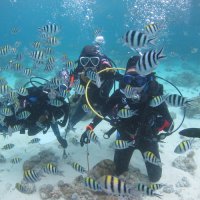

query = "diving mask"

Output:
[[123, 73, 147, 87], [80, 56, 100, 67]]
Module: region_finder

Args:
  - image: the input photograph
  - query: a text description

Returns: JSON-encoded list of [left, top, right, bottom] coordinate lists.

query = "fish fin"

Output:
[[186, 96, 200, 107], [149, 37, 157, 46], [157, 47, 166, 59]]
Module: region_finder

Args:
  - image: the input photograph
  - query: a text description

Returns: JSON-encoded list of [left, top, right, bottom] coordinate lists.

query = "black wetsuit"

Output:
[[68, 55, 121, 129], [2, 86, 69, 148], [88, 78, 173, 182]]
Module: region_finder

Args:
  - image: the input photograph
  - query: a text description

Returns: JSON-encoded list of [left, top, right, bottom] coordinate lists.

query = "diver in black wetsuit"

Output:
[[0, 82, 69, 148], [80, 56, 174, 182], [66, 45, 121, 132]]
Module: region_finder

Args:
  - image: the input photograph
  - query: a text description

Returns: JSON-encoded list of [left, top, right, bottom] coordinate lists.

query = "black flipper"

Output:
[[179, 128, 200, 138]]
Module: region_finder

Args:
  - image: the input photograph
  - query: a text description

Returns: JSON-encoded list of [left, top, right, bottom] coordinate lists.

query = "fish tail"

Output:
[[157, 47, 166, 59], [148, 37, 157, 46]]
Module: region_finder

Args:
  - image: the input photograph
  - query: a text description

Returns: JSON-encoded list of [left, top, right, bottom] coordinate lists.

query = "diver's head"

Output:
[[122, 56, 151, 101], [79, 45, 101, 69]]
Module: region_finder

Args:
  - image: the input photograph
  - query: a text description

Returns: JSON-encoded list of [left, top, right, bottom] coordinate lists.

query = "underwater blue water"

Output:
[[0, 0, 199, 84]]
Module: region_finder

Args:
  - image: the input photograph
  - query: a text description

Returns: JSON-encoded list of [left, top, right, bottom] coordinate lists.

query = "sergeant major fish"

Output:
[[123, 30, 156, 49], [136, 47, 166, 75]]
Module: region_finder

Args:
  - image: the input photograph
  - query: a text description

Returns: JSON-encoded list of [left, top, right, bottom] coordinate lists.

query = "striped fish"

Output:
[[98, 175, 134, 196], [174, 140, 193, 154], [32, 41, 41, 49], [30, 50, 45, 61], [145, 23, 159, 35], [23, 68, 33, 76], [6, 91, 18, 102], [0, 84, 12, 95], [12, 63, 23, 71], [2, 143, 15, 150], [123, 84, 144, 99], [46, 36, 60, 46], [72, 162, 87, 173], [44, 64, 54, 72], [85, 69, 97, 82], [143, 151, 162, 167], [8, 124, 22, 135], [0, 107, 13, 116], [15, 183, 35, 194], [114, 140, 135, 149], [50, 77, 63, 86], [48, 99, 63, 107], [11, 157, 22, 164], [137, 183, 162, 198], [23, 169, 41, 183], [43, 163, 63, 175], [47, 56, 55, 65], [66, 60, 74, 69], [38, 24, 60, 35], [165, 94, 188, 107], [149, 183, 165, 190], [82, 104, 91, 113], [123, 30, 156, 49], [84, 177, 102, 191], [86, 130, 101, 146], [149, 95, 168, 107], [28, 138, 40, 144], [17, 87, 28, 96], [17, 111, 31, 120], [0, 77, 7, 85], [117, 108, 137, 118], [136, 48, 166, 75], [74, 81, 85, 95], [58, 89, 69, 99]]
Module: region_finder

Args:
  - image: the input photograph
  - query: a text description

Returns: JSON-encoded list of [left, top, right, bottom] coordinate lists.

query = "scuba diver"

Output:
[[80, 56, 174, 182], [66, 44, 121, 132], [0, 77, 69, 149]]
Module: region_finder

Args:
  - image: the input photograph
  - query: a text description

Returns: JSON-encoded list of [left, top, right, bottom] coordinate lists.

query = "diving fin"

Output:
[[179, 128, 200, 138]]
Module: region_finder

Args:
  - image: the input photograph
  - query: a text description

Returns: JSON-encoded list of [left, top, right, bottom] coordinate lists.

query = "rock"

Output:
[[88, 159, 115, 179], [39, 184, 54, 200], [176, 177, 190, 187], [0, 154, 6, 163], [172, 153, 197, 174], [71, 193, 80, 200], [163, 185, 175, 193], [23, 149, 59, 171]]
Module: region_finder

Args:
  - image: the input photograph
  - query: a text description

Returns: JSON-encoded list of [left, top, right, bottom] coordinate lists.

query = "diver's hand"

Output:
[[80, 130, 90, 147], [57, 136, 68, 148], [57, 120, 65, 127]]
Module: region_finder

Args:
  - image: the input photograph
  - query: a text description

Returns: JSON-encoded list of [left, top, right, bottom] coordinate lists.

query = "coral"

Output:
[[39, 184, 62, 200], [172, 152, 197, 174], [183, 97, 200, 118], [0, 154, 6, 163], [176, 177, 190, 187], [23, 149, 60, 171], [88, 159, 115, 180]]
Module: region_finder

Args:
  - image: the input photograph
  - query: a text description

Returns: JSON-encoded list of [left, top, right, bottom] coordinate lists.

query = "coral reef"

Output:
[[0, 154, 6, 163], [172, 151, 197, 174], [23, 149, 60, 171]]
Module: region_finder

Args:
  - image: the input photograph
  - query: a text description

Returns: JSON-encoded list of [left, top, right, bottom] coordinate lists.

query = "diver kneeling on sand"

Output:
[[1, 76, 70, 151]]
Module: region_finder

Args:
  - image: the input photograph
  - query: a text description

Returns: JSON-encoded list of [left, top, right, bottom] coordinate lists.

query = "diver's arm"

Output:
[[57, 101, 70, 127], [51, 122, 68, 148]]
